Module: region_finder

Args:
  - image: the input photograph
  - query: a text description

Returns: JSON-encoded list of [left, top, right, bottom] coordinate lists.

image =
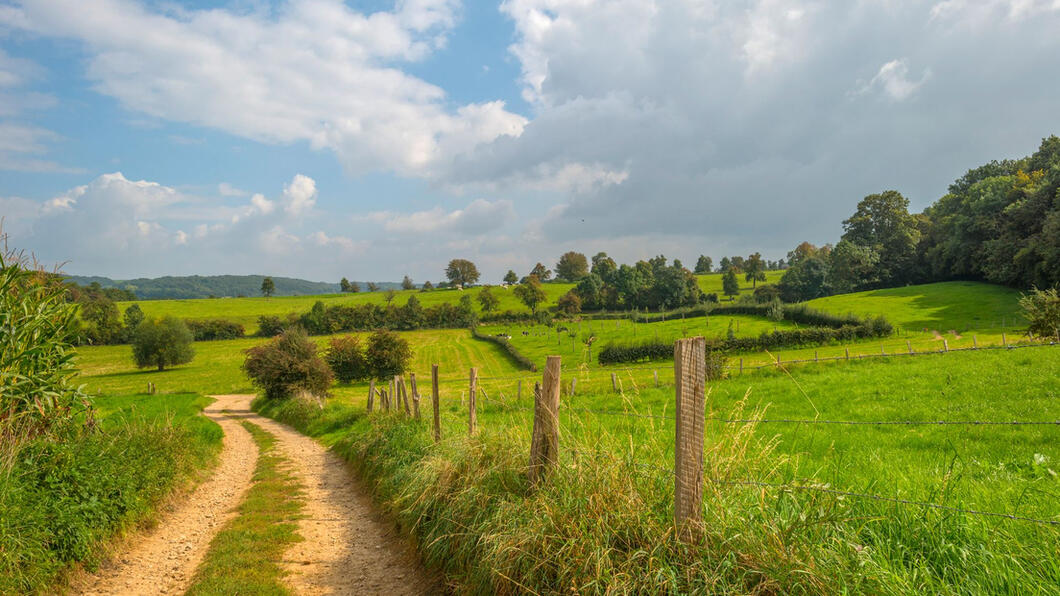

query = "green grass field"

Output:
[[112, 271, 784, 334], [258, 345, 1060, 593], [806, 281, 1025, 331]]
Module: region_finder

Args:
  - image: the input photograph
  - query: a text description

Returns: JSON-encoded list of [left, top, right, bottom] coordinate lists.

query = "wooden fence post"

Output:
[[674, 337, 706, 543], [972, 335, 977, 349], [814, 351, 818, 362], [943, 339, 949, 352], [739, 358, 743, 374], [529, 356, 561, 486], [517, 381, 522, 400], [570, 378, 577, 396], [410, 373, 421, 419], [1002, 332, 1007, 347], [654, 370, 659, 387], [611, 372, 618, 392], [845, 347, 850, 360], [907, 340, 913, 355], [398, 375, 411, 416], [468, 367, 478, 435], [431, 365, 441, 442], [367, 379, 375, 412]]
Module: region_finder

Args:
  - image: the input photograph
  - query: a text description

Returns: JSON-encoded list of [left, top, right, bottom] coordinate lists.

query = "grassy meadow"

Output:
[[64, 277, 1060, 593], [259, 345, 1060, 593]]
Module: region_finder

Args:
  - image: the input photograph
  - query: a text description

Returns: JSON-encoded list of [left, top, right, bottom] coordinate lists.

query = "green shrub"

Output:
[[243, 328, 333, 399], [364, 329, 412, 380], [184, 318, 245, 341], [1019, 287, 1060, 338], [325, 335, 368, 384], [131, 316, 195, 371]]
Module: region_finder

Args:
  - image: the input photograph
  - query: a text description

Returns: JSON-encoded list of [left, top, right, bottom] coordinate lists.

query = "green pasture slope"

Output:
[[112, 271, 783, 334], [0, 394, 222, 594], [116, 283, 575, 334], [258, 345, 1060, 594], [806, 280, 1025, 331]]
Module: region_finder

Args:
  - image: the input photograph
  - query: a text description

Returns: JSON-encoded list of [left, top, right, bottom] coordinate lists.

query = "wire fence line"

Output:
[[566, 446, 1060, 528], [446, 339, 1059, 384]]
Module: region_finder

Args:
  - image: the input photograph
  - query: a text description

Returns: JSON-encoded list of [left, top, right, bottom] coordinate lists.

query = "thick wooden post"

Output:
[[367, 379, 376, 412], [611, 372, 618, 392], [431, 365, 441, 442], [410, 373, 421, 419], [1002, 332, 1007, 347], [529, 356, 561, 486], [845, 347, 850, 360], [570, 378, 577, 396], [943, 339, 949, 352], [972, 335, 977, 349], [674, 337, 706, 542], [398, 375, 411, 416], [468, 367, 478, 435], [517, 381, 522, 400]]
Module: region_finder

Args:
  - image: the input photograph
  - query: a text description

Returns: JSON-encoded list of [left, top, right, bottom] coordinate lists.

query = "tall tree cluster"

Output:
[[778, 135, 1060, 302]]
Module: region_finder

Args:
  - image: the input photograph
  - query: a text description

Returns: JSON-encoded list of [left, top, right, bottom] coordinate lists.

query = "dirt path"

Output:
[[78, 395, 259, 596], [210, 394, 440, 595]]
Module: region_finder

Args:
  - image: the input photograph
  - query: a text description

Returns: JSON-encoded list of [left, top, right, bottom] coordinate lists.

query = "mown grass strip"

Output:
[[185, 421, 304, 596]]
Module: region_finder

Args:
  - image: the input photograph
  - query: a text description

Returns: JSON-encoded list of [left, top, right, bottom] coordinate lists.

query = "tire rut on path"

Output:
[[210, 394, 441, 596], [77, 395, 259, 596]]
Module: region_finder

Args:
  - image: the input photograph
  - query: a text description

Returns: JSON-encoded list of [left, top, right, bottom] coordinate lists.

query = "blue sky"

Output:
[[2, 0, 1059, 283]]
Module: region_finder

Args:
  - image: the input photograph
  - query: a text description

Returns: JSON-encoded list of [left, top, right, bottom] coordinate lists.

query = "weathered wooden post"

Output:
[[468, 367, 478, 435], [943, 339, 949, 352], [972, 335, 978, 349], [529, 356, 561, 486], [397, 375, 411, 416], [1002, 332, 1008, 347], [367, 379, 375, 412], [739, 358, 743, 374], [517, 381, 522, 400], [570, 378, 577, 396], [814, 351, 818, 363], [845, 347, 850, 360], [674, 337, 706, 542], [907, 340, 913, 355], [410, 373, 421, 419], [431, 365, 441, 442], [611, 372, 618, 392], [654, 370, 659, 387]]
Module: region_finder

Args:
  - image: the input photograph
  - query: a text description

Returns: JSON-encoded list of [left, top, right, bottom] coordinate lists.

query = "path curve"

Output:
[[78, 395, 259, 596], [210, 394, 441, 595]]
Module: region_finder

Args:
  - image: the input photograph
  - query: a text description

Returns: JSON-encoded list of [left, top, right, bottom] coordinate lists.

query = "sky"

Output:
[[1, 0, 1059, 283]]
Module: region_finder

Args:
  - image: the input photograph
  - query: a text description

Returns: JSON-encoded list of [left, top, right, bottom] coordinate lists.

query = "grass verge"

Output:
[[185, 420, 304, 596], [0, 394, 222, 595]]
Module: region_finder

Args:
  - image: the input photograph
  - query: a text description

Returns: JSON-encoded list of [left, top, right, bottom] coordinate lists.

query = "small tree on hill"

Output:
[[402, 275, 415, 290], [503, 270, 518, 285], [349, 281, 360, 293], [694, 255, 713, 274], [261, 276, 275, 299], [514, 275, 547, 314], [718, 256, 732, 273], [325, 335, 368, 384], [132, 316, 195, 371], [529, 262, 552, 282], [421, 280, 434, 291], [744, 252, 767, 288], [446, 259, 480, 286], [555, 251, 589, 281], [367, 282, 379, 292], [722, 269, 740, 300], [243, 328, 333, 400], [478, 285, 499, 313], [364, 329, 412, 380], [340, 277, 352, 292]]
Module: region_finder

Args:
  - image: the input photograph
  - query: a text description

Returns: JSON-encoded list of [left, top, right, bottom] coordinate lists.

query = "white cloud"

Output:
[[377, 198, 515, 234], [0, 0, 526, 177], [218, 182, 247, 197], [282, 174, 316, 216], [857, 59, 931, 101]]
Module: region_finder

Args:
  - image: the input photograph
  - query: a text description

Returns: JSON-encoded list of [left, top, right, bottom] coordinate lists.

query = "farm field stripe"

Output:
[[208, 395, 442, 595], [76, 397, 259, 596]]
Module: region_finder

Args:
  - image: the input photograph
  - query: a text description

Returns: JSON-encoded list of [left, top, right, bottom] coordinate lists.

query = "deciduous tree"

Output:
[[446, 259, 481, 286], [131, 316, 195, 371]]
